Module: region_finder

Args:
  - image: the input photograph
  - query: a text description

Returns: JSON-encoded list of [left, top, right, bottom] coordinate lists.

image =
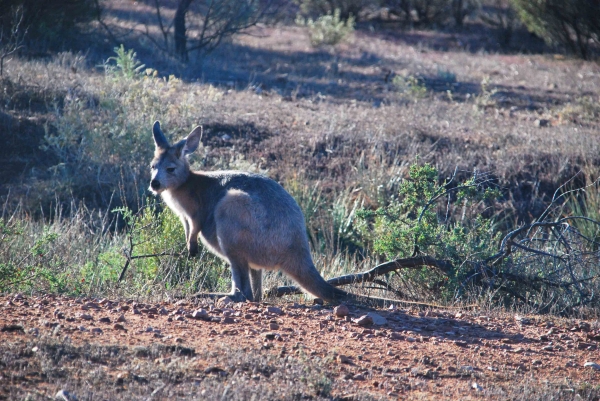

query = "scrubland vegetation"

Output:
[[0, 0, 599, 316]]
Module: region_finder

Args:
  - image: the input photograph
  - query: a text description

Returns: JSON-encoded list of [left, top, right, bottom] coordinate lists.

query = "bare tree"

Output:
[[150, 0, 278, 62], [0, 6, 27, 76]]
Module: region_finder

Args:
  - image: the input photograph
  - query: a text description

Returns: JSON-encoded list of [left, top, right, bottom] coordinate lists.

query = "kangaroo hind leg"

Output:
[[250, 268, 263, 302], [228, 257, 254, 302]]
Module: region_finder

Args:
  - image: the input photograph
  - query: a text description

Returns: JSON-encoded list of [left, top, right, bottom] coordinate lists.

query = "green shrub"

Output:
[[392, 74, 428, 99], [296, 9, 355, 47], [356, 163, 501, 300], [511, 0, 600, 59], [113, 203, 229, 295]]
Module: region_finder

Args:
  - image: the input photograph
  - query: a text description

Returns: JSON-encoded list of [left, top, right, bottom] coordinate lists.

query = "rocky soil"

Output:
[[1, 293, 599, 400]]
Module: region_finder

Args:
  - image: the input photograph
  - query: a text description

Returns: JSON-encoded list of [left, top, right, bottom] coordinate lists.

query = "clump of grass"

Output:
[[473, 75, 498, 110], [296, 9, 355, 47], [392, 74, 428, 99], [0, 201, 118, 296], [558, 95, 600, 124]]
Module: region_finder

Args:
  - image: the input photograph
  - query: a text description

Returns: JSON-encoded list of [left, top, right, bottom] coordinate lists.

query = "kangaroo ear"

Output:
[[174, 126, 202, 159], [183, 126, 202, 155], [152, 121, 170, 149]]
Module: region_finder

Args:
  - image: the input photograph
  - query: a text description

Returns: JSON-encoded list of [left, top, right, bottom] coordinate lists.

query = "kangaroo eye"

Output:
[[166, 167, 176, 173], [150, 164, 156, 170]]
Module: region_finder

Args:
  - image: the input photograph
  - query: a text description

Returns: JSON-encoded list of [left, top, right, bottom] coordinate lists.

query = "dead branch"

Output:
[[267, 255, 453, 297]]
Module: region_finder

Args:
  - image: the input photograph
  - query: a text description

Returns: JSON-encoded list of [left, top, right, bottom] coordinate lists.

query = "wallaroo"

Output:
[[149, 121, 349, 303]]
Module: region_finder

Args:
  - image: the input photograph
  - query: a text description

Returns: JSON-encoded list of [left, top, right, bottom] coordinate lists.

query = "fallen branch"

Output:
[[268, 255, 454, 297]]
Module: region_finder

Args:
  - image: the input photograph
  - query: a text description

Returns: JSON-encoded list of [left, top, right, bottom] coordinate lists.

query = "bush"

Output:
[[511, 0, 600, 59], [356, 164, 501, 300], [392, 74, 428, 99], [296, 0, 371, 22], [296, 9, 355, 47], [41, 45, 222, 210], [0, 0, 97, 51]]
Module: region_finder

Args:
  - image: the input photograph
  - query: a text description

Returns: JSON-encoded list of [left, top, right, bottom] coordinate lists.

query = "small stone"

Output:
[[353, 315, 374, 327], [217, 296, 233, 307], [159, 307, 169, 315], [266, 306, 284, 315], [79, 314, 93, 321], [460, 365, 474, 373], [406, 337, 417, 343], [584, 362, 600, 371], [472, 382, 483, 391], [515, 315, 532, 325], [366, 312, 387, 325], [542, 345, 554, 351], [338, 355, 351, 364], [113, 324, 126, 331], [264, 332, 279, 340], [116, 314, 126, 323], [389, 332, 403, 340], [333, 304, 350, 317], [192, 309, 209, 320], [221, 316, 235, 324], [82, 302, 100, 310], [269, 322, 279, 330], [55, 389, 78, 401], [534, 119, 550, 127], [91, 328, 103, 334], [174, 337, 183, 343], [132, 309, 141, 315], [98, 317, 111, 323], [352, 373, 365, 381]]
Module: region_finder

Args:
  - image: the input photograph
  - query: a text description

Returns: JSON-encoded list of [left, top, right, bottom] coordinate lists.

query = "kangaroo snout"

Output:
[[150, 179, 161, 191]]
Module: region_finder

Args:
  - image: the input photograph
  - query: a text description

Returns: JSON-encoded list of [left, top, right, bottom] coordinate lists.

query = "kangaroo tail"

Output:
[[286, 262, 350, 302]]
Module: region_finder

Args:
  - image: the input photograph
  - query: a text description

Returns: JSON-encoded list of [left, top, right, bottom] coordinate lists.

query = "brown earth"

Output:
[[1, 293, 599, 400]]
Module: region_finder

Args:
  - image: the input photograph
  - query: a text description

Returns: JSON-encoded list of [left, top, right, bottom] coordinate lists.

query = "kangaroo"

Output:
[[149, 121, 349, 303]]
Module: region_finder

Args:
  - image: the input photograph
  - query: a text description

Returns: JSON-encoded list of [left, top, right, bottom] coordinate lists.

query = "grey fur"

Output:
[[149, 121, 348, 302]]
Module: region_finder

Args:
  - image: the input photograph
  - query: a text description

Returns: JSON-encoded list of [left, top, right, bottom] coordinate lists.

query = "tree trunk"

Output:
[[174, 0, 193, 62]]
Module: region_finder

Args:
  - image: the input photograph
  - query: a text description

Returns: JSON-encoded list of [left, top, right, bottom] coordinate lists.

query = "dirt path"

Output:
[[1, 294, 599, 400]]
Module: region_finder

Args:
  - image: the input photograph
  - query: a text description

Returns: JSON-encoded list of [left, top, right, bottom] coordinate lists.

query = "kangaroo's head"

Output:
[[149, 121, 202, 194]]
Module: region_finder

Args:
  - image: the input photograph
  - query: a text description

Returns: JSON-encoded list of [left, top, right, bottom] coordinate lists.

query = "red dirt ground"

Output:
[[1, 293, 599, 400]]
